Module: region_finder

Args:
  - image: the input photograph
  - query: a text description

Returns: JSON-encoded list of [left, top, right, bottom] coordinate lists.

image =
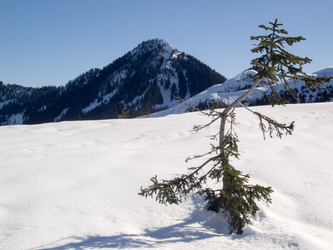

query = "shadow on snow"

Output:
[[32, 199, 250, 249]]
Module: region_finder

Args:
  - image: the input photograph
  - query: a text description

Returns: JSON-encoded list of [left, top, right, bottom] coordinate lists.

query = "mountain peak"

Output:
[[150, 37, 170, 45], [144, 38, 171, 48], [130, 38, 176, 58]]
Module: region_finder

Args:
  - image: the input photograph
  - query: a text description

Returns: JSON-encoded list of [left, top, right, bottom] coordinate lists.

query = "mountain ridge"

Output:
[[149, 66, 333, 117], [1, 38, 332, 125], [0, 38, 226, 125]]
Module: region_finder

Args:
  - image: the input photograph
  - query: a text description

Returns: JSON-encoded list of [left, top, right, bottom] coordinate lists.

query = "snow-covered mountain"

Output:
[[1, 38, 332, 125], [150, 66, 333, 117], [0, 39, 226, 125]]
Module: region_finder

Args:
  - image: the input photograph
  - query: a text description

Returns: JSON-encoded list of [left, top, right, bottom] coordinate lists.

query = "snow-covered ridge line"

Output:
[[150, 66, 333, 117], [0, 38, 330, 125]]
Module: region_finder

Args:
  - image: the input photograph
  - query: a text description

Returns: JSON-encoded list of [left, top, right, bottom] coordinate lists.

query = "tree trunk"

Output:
[[219, 77, 262, 192], [219, 77, 262, 152]]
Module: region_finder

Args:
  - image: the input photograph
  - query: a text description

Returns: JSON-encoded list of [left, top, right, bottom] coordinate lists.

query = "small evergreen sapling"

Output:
[[118, 106, 130, 119], [139, 19, 332, 235]]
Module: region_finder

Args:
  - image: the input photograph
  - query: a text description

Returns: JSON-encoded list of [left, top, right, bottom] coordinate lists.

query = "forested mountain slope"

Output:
[[0, 38, 226, 125]]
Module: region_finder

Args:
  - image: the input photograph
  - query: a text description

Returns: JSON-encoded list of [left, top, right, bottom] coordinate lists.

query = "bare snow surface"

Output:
[[1, 103, 333, 249]]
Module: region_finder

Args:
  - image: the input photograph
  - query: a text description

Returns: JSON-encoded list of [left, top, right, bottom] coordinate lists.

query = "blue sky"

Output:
[[1, 0, 332, 87]]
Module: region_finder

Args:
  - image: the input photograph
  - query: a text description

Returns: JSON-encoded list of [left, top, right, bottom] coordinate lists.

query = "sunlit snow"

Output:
[[0, 103, 332, 249]]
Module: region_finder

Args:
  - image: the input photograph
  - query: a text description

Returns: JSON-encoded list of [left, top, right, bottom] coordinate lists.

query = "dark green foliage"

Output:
[[0, 84, 60, 125], [61, 106, 85, 121], [251, 19, 332, 106], [174, 54, 227, 97], [189, 99, 227, 112], [117, 106, 130, 119], [201, 162, 273, 235]]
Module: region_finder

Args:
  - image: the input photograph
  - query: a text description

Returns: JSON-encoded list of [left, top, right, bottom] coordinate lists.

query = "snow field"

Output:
[[0, 103, 332, 249]]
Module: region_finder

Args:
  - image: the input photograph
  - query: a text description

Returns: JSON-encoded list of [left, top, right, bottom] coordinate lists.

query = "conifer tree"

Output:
[[117, 106, 130, 119], [139, 19, 332, 234]]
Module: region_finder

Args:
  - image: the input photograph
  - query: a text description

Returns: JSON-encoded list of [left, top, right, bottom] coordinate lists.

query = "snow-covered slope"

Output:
[[150, 66, 333, 117], [74, 38, 226, 117], [0, 103, 332, 249]]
